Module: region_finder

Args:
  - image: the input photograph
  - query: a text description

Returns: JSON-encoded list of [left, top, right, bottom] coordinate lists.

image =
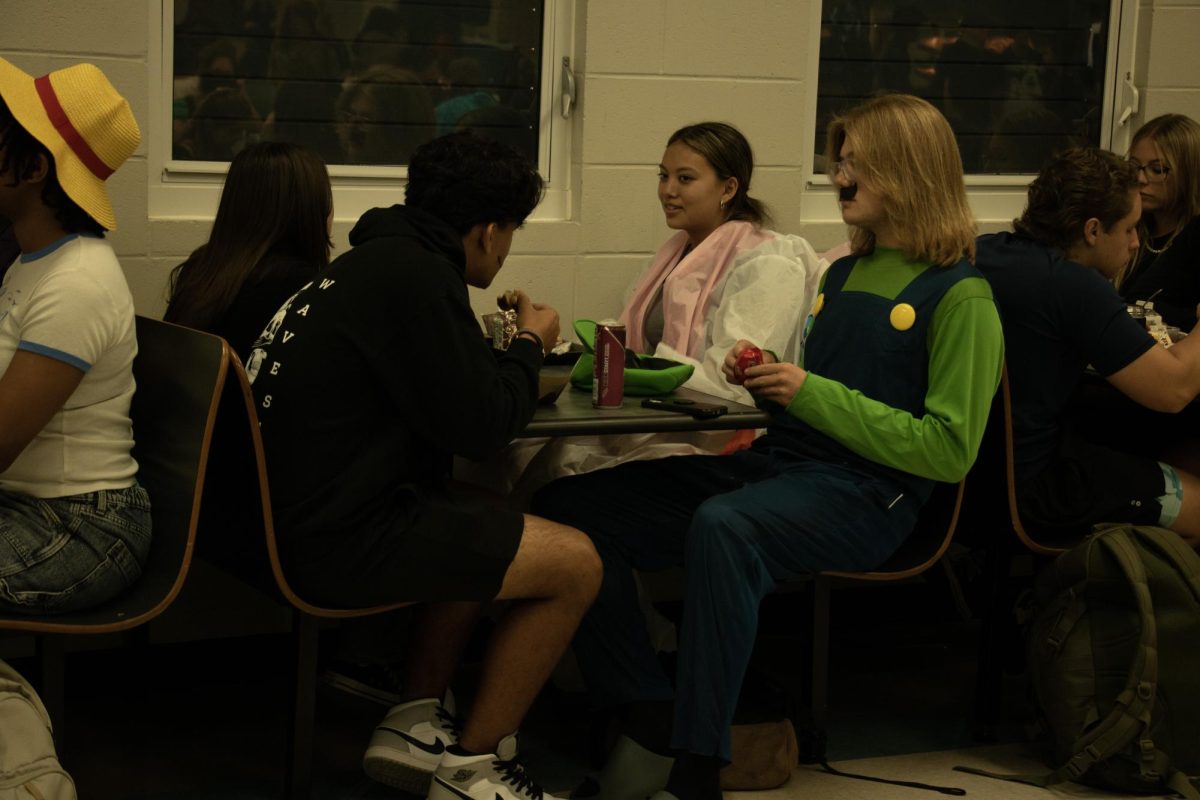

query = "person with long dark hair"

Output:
[[164, 140, 332, 359], [624, 121, 825, 400], [502, 122, 827, 501], [0, 57, 149, 614]]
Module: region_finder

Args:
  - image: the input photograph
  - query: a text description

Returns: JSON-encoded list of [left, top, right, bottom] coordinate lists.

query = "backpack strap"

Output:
[[956, 528, 1162, 790], [1056, 531, 1158, 779]]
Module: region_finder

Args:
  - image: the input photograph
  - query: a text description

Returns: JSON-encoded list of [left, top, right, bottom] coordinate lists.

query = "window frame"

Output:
[[148, 0, 575, 223], [798, 0, 1140, 224]]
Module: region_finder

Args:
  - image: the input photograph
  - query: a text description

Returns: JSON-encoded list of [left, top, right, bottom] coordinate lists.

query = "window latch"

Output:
[[561, 57, 576, 119], [1117, 71, 1140, 127]]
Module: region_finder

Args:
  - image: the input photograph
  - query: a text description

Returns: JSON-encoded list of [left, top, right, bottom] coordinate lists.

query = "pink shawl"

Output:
[[619, 221, 775, 358]]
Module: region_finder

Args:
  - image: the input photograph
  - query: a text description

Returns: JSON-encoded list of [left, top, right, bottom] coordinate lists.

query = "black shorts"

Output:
[[285, 485, 524, 608], [1018, 434, 1164, 538]]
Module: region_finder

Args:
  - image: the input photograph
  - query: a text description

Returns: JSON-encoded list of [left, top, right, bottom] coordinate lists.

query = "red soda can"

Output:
[[592, 319, 626, 408]]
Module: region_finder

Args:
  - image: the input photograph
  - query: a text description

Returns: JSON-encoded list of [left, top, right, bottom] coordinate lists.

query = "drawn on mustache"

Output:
[[839, 184, 858, 201]]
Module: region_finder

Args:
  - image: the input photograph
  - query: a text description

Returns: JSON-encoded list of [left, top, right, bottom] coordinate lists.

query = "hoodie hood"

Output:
[[348, 205, 466, 272]]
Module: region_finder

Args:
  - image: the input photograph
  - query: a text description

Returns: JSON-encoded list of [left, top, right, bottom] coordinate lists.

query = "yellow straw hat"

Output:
[[0, 57, 139, 231]]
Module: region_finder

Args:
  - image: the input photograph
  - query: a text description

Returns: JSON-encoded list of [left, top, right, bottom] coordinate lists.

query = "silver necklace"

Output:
[[1145, 231, 1177, 255]]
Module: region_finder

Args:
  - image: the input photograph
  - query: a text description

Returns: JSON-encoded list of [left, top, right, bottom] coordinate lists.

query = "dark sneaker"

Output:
[[427, 733, 559, 800], [363, 698, 461, 792], [320, 660, 405, 706]]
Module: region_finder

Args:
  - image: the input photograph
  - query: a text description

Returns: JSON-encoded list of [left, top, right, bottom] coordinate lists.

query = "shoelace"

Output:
[[435, 704, 464, 739], [494, 757, 544, 800]]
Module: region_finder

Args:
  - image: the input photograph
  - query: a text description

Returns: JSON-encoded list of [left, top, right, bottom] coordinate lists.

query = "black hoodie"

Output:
[[248, 204, 542, 557]]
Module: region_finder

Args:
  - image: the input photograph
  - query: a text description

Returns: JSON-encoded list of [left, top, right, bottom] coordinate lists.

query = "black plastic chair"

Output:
[[968, 366, 1077, 739], [790, 478, 966, 762], [0, 316, 227, 732], [200, 349, 414, 800]]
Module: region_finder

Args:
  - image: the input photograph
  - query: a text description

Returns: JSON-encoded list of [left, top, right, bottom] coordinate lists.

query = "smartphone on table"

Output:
[[640, 397, 727, 419]]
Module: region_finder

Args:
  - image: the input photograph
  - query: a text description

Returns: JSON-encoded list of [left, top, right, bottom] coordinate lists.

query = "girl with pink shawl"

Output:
[[620, 220, 825, 403], [506, 123, 827, 497]]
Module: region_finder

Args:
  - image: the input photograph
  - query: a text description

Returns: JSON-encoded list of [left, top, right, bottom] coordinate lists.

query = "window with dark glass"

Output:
[[816, 0, 1114, 174], [171, 0, 544, 165]]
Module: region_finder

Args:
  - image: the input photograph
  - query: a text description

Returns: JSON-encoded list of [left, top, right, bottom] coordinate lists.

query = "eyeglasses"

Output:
[[1130, 160, 1171, 183], [831, 158, 857, 182]]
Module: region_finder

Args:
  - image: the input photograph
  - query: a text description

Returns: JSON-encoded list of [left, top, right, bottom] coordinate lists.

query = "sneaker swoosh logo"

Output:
[[434, 777, 508, 800], [433, 777, 479, 800], [377, 726, 445, 756]]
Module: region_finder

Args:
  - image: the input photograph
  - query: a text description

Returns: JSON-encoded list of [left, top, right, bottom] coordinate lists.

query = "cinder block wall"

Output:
[[3, 0, 1198, 328], [1139, 0, 1200, 120]]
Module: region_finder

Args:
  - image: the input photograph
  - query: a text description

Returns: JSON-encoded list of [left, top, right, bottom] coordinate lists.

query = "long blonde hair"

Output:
[[1131, 114, 1200, 235], [1121, 114, 1200, 288], [826, 94, 975, 267]]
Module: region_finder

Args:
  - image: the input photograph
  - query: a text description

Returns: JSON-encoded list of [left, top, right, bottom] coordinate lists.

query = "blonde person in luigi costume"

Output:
[[531, 94, 1004, 800], [0, 57, 148, 614]]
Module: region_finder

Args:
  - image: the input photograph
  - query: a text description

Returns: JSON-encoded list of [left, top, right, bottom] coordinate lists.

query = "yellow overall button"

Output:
[[812, 293, 825, 315], [890, 302, 916, 331]]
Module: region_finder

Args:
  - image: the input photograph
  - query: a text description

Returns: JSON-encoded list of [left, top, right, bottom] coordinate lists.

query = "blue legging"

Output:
[[531, 448, 919, 763]]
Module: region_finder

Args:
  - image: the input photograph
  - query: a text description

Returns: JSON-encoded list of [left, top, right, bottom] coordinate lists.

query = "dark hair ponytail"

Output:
[[667, 121, 771, 228]]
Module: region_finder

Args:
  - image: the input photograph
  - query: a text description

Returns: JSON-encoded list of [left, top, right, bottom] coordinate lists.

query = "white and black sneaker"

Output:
[[427, 733, 556, 800], [363, 697, 461, 792]]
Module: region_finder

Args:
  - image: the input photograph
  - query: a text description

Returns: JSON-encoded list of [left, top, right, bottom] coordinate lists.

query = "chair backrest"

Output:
[[960, 362, 1075, 556], [0, 316, 227, 632], [202, 350, 412, 619], [824, 478, 966, 581], [997, 367, 1058, 554]]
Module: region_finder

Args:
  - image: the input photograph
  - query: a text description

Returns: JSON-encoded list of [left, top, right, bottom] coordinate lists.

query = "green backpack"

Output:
[[961, 525, 1200, 797]]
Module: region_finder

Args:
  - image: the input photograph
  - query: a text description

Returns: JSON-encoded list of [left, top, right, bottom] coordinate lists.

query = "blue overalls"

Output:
[[532, 254, 978, 763]]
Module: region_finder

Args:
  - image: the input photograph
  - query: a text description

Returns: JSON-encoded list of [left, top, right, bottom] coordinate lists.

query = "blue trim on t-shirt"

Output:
[[19, 233, 82, 263], [16, 340, 92, 371]]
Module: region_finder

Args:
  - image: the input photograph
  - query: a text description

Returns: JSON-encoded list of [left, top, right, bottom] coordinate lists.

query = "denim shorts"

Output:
[[0, 483, 152, 615]]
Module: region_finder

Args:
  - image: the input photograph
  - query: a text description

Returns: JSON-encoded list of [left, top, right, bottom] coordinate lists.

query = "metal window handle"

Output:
[[1118, 71, 1140, 127], [561, 56, 576, 119]]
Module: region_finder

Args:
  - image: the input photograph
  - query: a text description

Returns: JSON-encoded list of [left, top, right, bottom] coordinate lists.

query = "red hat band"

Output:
[[34, 74, 114, 181]]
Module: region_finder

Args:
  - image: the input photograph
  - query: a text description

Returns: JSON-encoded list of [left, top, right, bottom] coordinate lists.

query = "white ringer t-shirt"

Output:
[[0, 234, 138, 498]]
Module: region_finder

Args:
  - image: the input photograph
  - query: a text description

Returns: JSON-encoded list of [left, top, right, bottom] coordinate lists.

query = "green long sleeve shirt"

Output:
[[786, 249, 1004, 483]]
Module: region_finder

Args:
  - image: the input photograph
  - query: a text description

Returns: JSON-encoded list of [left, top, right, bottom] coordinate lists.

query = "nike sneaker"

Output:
[[428, 733, 557, 800], [363, 697, 460, 792]]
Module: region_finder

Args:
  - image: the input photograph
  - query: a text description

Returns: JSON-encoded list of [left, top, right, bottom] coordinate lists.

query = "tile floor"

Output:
[[3, 562, 1156, 800]]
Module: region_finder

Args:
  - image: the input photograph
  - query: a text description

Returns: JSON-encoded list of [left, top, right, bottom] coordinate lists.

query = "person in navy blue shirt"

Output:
[[976, 147, 1200, 546]]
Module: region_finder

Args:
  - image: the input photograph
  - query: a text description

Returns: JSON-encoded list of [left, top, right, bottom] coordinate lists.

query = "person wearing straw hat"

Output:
[[0, 57, 151, 614]]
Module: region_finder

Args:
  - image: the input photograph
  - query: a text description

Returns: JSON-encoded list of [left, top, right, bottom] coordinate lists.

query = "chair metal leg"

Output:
[[36, 634, 66, 745], [799, 576, 831, 763], [286, 611, 319, 800], [972, 537, 1007, 742]]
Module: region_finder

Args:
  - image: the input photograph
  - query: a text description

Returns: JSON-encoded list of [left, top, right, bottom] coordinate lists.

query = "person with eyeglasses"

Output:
[[532, 94, 1004, 800], [1119, 114, 1200, 328]]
